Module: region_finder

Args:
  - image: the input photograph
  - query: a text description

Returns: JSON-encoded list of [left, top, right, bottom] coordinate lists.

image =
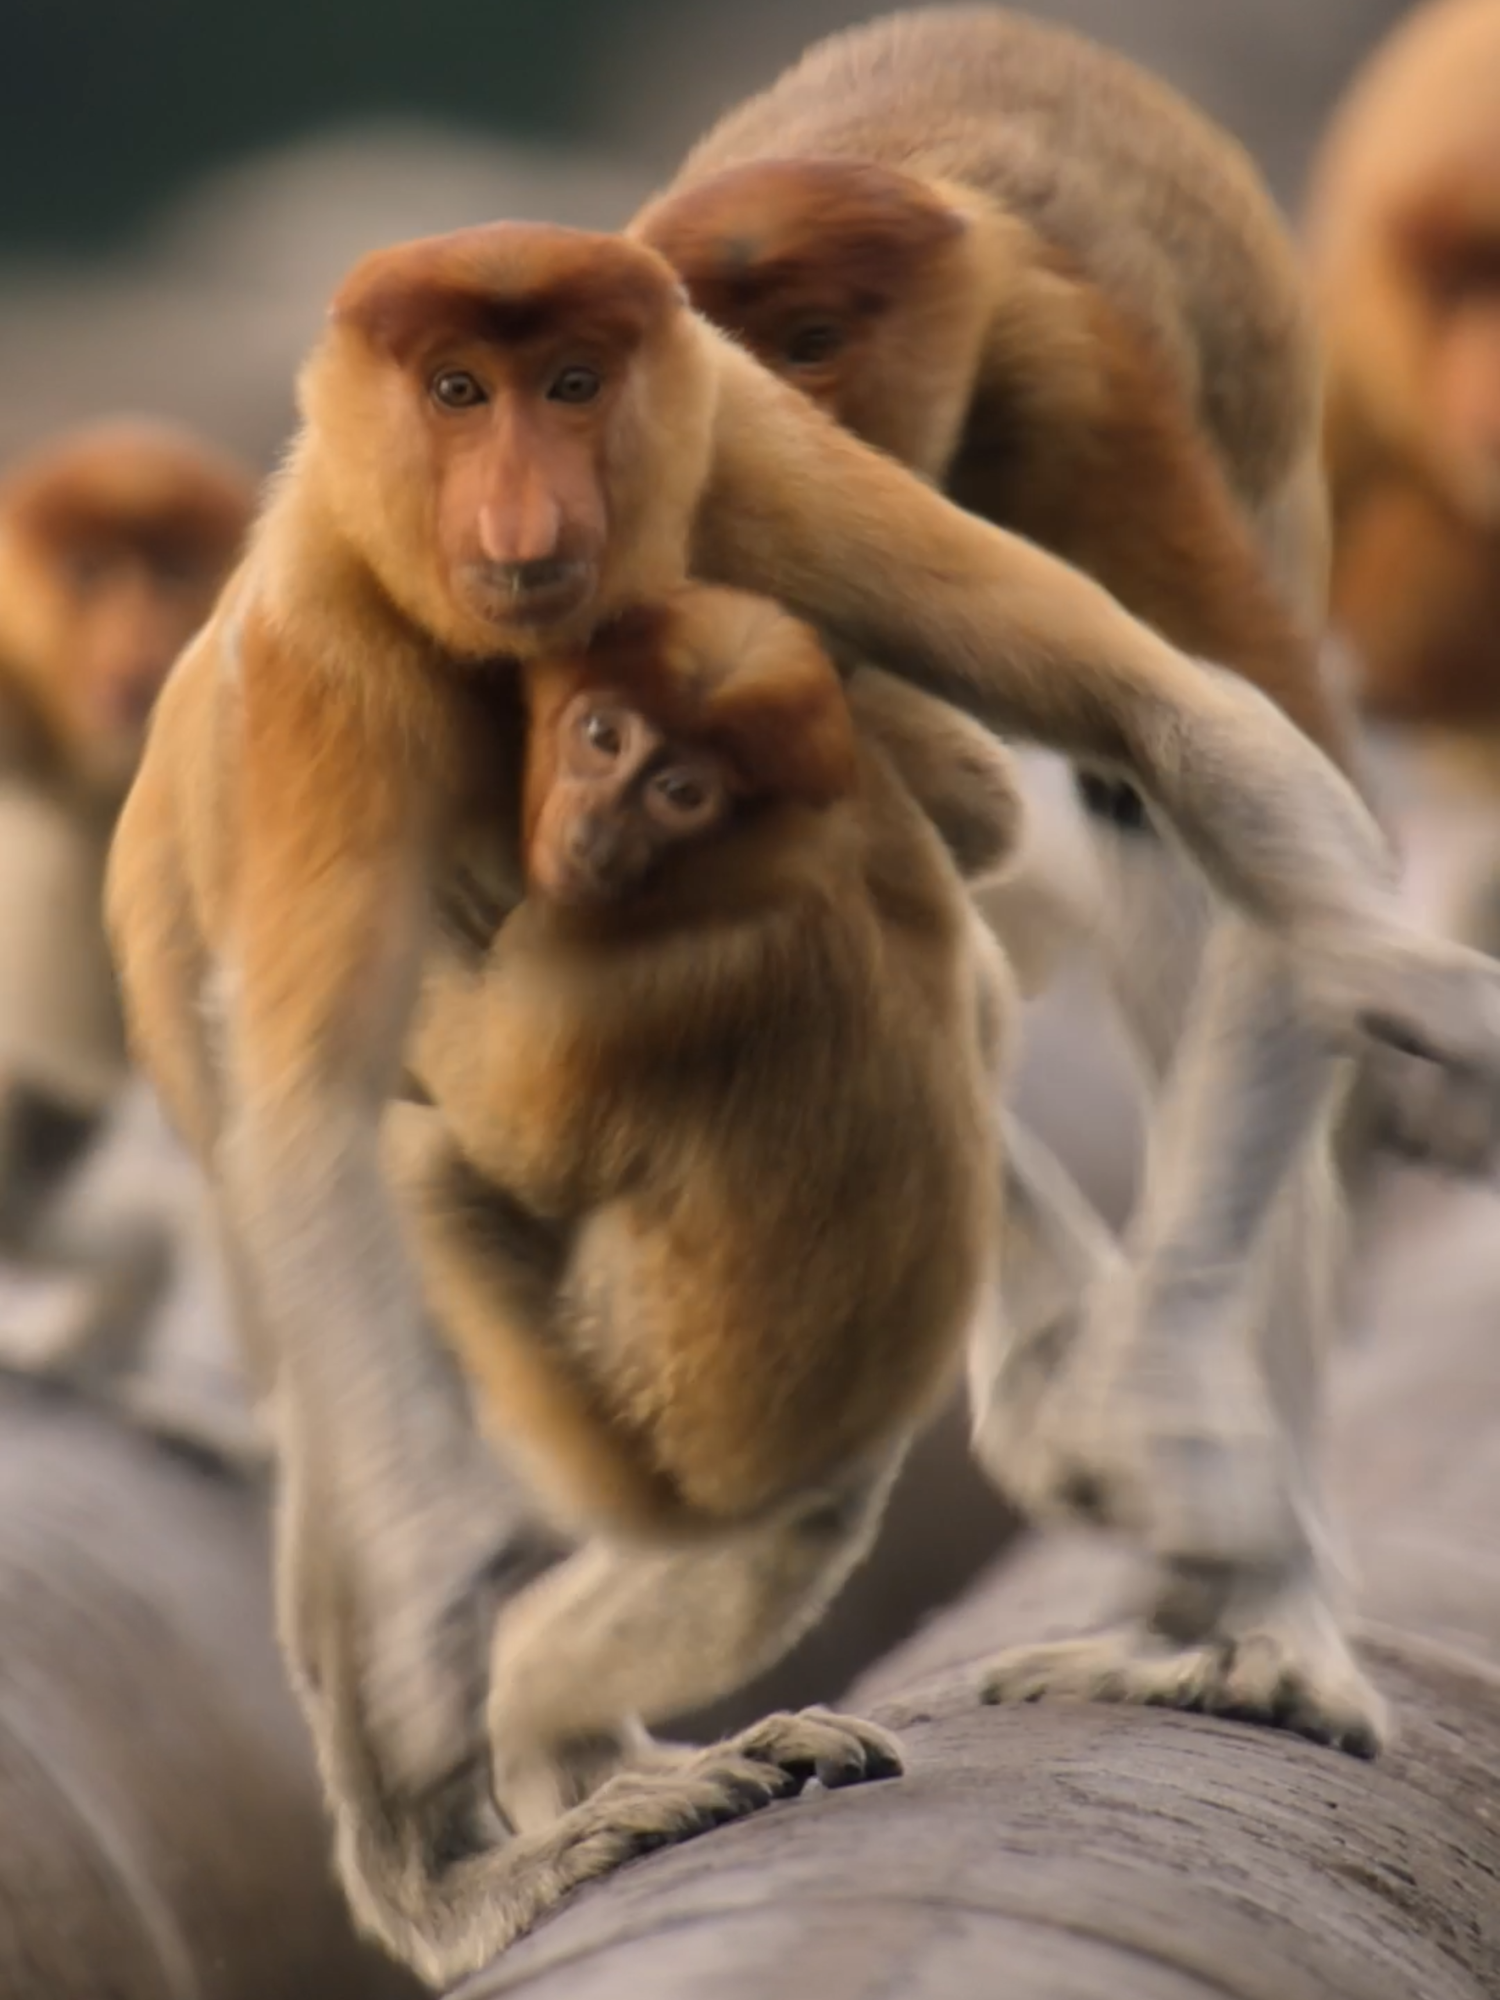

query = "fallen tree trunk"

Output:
[[452, 1172, 1500, 2000], [0, 1379, 420, 2000]]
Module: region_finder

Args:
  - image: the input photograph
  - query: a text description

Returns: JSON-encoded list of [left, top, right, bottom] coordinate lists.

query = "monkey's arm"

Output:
[[695, 337, 1500, 1075], [846, 666, 1023, 881], [195, 611, 523, 1877], [969, 298, 1334, 749]]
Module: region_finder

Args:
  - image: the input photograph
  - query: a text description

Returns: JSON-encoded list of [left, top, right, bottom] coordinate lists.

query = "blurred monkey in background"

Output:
[[1307, 0, 1500, 955], [0, 420, 253, 1384]]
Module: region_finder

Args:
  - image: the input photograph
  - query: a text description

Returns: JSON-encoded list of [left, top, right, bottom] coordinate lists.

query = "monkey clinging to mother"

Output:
[[91, 6, 1500, 1988]]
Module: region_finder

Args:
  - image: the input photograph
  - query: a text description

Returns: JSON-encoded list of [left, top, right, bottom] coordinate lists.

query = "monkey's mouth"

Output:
[[532, 838, 648, 911], [464, 559, 594, 629]]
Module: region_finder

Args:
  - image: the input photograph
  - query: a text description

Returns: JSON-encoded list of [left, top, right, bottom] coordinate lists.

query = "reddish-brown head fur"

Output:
[[635, 159, 979, 473], [521, 585, 857, 908], [297, 222, 717, 662], [0, 420, 254, 795]]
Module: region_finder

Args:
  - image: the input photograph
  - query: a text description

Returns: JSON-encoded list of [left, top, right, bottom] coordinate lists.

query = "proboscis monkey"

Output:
[[370, 585, 1028, 1950], [107, 221, 1500, 1980], [1307, 0, 1500, 954], [0, 421, 252, 1380], [632, 3, 1422, 1749]]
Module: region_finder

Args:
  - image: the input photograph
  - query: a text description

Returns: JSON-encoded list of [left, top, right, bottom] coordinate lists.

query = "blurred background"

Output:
[[0, 0, 1417, 466]]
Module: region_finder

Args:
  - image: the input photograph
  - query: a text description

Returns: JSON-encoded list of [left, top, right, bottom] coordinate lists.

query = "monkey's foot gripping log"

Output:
[[440, 1175, 1500, 1999], [342, 1707, 901, 1987], [976, 1580, 1387, 1760]]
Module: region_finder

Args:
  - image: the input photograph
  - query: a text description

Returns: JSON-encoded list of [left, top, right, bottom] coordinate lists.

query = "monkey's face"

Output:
[[638, 159, 976, 477], [308, 224, 714, 662], [1386, 197, 1500, 523], [0, 436, 251, 796], [46, 538, 225, 783], [1420, 274, 1500, 521], [528, 691, 731, 907]]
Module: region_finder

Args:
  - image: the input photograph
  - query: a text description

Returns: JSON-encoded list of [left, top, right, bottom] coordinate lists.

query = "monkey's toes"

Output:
[[573, 1747, 803, 1868], [730, 1706, 905, 1790], [978, 1621, 1387, 1761], [978, 1630, 1218, 1713], [1209, 1627, 1388, 1758]]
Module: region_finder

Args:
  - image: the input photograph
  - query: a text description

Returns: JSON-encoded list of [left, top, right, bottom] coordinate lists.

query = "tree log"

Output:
[[451, 1171, 1500, 2000], [0, 1379, 421, 2000]]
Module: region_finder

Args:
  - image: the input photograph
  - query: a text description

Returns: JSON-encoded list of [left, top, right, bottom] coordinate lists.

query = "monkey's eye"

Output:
[[151, 549, 208, 591], [430, 369, 488, 410], [784, 322, 845, 367], [547, 365, 603, 405], [63, 548, 112, 595], [578, 708, 625, 760], [647, 764, 724, 828]]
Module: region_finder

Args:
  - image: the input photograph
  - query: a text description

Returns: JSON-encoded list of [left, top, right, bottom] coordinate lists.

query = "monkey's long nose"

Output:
[[478, 488, 562, 569]]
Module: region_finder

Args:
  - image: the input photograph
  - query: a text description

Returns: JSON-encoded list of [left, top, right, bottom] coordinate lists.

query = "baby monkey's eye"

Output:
[[657, 773, 705, 812], [548, 365, 603, 405], [784, 321, 845, 367], [580, 709, 624, 758], [430, 368, 488, 410], [648, 764, 725, 828]]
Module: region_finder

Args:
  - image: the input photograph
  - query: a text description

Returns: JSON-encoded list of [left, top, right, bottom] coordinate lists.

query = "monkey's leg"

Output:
[[977, 824, 1387, 1751], [218, 1136, 568, 1985], [486, 1464, 901, 1830], [330, 1467, 902, 1986], [1040, 907, 1327, 1562], [968, 1112, 1125, 1486], [978, 1128, 1385, 1760]]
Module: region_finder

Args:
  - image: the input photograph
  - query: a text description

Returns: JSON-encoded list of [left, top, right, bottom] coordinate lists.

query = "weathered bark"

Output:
[[452, 1171, 1500, 2000], [0, 1379, 421, 2000]]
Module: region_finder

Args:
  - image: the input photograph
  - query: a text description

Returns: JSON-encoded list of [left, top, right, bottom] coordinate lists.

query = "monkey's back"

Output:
[[676, 5, 1316, 508], [562, 810, 995, 1525]]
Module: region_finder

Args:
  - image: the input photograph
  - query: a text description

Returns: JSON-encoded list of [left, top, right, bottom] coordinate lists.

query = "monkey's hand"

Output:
[[1296, 925, 1500, 1175]]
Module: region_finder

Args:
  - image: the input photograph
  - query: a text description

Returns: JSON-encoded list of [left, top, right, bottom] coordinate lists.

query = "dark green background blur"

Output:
[[1, 0, 603, 251], [1, 0, 1415, 257]]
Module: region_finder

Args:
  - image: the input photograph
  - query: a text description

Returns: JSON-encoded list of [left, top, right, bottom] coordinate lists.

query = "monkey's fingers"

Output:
[[728, 1705, 905, 1789], [534, 1714, 900, 1879], [1302, 929, 1500, 1087], [341, 1746, 806, 1984], [1360, 1040, 1500, 1178]]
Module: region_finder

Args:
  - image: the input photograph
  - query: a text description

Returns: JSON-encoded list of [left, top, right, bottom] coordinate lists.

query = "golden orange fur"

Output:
[[634, 6, 1341, 755], [0, 420, 252, 806], [101, 216, 1500, 1983], [401, 584, 995, 1539]]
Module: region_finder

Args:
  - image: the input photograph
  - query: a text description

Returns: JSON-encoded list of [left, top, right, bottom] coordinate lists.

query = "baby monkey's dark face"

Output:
[[528, 691, 731, 907]]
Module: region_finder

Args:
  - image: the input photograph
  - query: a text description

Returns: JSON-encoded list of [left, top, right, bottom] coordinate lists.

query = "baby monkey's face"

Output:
[[527, 690, 731, 907]]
